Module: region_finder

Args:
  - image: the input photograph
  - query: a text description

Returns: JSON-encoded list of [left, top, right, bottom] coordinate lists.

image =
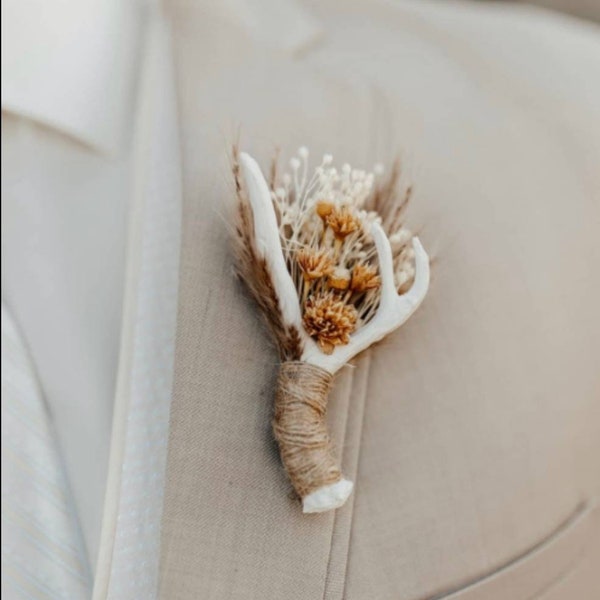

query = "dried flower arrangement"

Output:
[[233, 146, 430, 513]]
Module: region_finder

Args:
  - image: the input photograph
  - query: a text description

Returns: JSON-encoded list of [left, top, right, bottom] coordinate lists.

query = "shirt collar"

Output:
[[1, 0, 142, 154]]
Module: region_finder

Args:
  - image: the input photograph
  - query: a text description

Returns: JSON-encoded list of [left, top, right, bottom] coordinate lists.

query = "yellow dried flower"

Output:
[[315, 199, 335, 221], [326, 205, 360, 241], [351, 263, 381, 293], [303, 291, 358, 354], [296, 248, 333, 280], [328, 268, 351, 291]]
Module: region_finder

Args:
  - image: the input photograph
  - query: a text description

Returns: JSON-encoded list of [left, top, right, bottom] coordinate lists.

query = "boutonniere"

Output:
[[233, 146, 430, 513]]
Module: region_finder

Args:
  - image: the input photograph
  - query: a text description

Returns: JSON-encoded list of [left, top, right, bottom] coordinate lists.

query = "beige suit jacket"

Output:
[[156, 1, 600, 599]]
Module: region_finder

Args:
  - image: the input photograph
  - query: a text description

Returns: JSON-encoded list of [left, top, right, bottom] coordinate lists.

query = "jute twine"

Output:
[[273, 362, 342, 498]]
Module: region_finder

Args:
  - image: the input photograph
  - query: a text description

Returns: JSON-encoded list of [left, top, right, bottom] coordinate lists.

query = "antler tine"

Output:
[[312, 223, 429, 373], [372, 220, 401, 311], [397, 236, 430, 315], [373, 223, 430, 320], [239, 152, 306, 328]]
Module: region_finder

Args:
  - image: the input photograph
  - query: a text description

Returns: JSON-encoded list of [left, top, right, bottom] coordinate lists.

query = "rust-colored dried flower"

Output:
[[315, 199, 335, 221], [297, 248, 334, 280], [303, 292, 358, 354], [351, 263, 381, 293], [328, 267, 351, 291], [326, 205, 360, 241]]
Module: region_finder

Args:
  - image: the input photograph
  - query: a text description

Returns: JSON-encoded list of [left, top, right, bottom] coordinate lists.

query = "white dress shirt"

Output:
[[2, 0, 151, 580]]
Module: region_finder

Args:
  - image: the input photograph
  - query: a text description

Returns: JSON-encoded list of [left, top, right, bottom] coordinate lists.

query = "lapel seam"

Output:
[[323, 350, 373, 600], [321, 363, 354, 600]]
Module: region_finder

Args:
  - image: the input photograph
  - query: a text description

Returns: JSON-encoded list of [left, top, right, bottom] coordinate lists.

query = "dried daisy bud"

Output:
[[326, 205, 360, 241], [351, 263, 381, 293], [315, 199, 335, 221], [303, 292, 358, 354], [328, 267, 351, 291], [297, 248, 333, 281]]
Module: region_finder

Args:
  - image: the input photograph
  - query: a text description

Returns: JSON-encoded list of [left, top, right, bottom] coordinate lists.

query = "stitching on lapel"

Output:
[[323, 351, 373, 600]]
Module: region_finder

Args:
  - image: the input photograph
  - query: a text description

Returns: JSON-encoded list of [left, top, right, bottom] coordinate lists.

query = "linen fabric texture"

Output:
[[159, 1, 600, 599]]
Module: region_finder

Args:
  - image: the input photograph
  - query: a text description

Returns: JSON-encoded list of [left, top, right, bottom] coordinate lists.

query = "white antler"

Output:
[[240, 153, 312, 332], [240, 152, 321, 352]]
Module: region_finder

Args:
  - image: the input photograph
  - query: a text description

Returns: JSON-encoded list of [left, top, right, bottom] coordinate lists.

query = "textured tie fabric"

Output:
[[1, 304, 92, 599]]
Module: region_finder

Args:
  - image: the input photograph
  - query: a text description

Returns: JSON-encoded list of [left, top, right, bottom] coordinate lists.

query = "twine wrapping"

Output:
[[273, 362, 342, 498]]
